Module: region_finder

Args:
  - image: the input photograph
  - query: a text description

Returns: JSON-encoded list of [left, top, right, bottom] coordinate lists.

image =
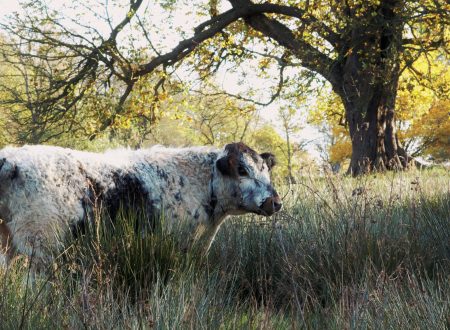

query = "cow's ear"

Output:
[[216, 156, 233, 176], [260, 153, 277, 170], [217, 143, 240, 177]]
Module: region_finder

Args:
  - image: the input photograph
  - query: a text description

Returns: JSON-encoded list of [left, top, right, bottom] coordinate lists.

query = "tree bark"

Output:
[[343, 83, 410, 176], [332, 0, 410, 176]]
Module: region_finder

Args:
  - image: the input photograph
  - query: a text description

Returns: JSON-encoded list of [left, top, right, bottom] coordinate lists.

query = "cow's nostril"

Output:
[[260, 197, 282, 215], [272, 195, 282, 211], [273, 201, 282, 211]]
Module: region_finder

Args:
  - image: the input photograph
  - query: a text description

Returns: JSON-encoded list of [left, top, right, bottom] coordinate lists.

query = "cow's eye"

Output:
[[238, 165, 248, 176]]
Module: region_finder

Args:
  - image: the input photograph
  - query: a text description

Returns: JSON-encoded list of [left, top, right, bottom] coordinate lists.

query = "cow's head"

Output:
[[215, 142, 282, 216]]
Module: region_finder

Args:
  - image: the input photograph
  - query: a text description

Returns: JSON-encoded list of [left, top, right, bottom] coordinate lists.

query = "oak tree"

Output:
[[1, 0, 448, 174]]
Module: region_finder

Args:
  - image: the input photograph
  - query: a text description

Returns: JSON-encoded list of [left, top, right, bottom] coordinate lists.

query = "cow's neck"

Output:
[[208, 162, 238, 224]]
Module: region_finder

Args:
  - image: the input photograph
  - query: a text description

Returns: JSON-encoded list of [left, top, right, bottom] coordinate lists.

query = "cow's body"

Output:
[[0, 143, 281, 269]]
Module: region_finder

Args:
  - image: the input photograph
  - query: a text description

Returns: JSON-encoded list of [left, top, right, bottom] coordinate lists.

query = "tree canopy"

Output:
[[0, 0, 448, 174]]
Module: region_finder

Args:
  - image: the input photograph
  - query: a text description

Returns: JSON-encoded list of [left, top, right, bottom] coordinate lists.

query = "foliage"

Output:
[[328, 124, 352, 164], [405, 99, 450, 160], [396, 52, 450, 159], [308, 91, 352, 166], [309, 49, 449, 165], [249, 124, 311, 182], [1, 0, 447, 174], [165, 87, 256, 146], [0, 40, 308, 177], [0, 170, 449, 328], [0, 40, 114, 145]]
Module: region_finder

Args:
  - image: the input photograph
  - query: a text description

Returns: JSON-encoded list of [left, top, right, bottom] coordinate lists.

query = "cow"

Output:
[[0, 142, 281, 271]]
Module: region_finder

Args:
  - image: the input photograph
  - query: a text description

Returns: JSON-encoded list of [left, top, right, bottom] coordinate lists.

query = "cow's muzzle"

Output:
[[260, 195, 282, 216]]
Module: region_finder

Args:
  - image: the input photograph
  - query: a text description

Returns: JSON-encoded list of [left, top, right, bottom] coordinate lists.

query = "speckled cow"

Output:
[[0, 142, 281, 269]]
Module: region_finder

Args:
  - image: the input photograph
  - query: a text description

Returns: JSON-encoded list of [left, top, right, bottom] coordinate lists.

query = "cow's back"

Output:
[[0, 146, 101, 228]]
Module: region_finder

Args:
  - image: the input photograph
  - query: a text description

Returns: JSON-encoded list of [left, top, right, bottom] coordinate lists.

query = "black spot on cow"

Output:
[[11, 165, 19, 180], [73, 169, 159, 238], [156, 166, 168, 181], [204, 192, 217, 218], [203, 204, 214, 218], [106, 171, 149, 218], [0, 159, 20, 182], [227, 143, 260, 163], [217, 142, 261, 177]]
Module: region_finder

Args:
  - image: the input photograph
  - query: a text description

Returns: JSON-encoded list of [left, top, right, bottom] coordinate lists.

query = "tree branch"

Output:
[[228, 0, 339, 86]]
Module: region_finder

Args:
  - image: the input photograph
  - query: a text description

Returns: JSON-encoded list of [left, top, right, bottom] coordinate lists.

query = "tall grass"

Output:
[[0, 169, 449, 329]]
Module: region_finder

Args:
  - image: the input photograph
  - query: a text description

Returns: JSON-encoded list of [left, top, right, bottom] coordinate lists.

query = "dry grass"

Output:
[[0, 169, 449, 329]]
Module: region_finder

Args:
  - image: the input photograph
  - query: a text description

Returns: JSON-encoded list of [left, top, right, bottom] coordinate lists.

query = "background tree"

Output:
[[183, 93, 256, 146], [395, 52, 449, 160], [310, 49, 449, 168], [309, 91, 351, 171], [0, 42, 79, 144], [131, 82, 257, 147], [403, 99, 450, 161], [0, 37, 126, 146], [0, 0, 448, 174], [278, 105, 306, 183]]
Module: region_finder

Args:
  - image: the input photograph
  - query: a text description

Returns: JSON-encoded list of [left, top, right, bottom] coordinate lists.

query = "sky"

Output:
[[0, 0, 324, 156]]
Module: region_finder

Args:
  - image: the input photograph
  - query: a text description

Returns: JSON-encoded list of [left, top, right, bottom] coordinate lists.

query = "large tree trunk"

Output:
[[342, 73, 411, 176], [344, 90, 410, 176], [335, 0, 410, 176]]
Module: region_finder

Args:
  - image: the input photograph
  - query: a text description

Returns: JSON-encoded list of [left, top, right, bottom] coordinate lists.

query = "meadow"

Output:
[[0, 169, 449, 329]]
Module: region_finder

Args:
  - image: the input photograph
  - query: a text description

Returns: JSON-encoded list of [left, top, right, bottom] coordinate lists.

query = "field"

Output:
[[0, 169, 449, 329]]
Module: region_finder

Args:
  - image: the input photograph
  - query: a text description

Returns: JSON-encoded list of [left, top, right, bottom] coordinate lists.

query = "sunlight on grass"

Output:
[[0, 169, 448, 328]]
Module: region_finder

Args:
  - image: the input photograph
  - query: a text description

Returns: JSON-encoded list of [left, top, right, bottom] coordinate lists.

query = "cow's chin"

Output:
[[234, 205, 273, 217], [246, 204, 278, 216], [253, 208, 275, 216], [231, 201, 276, 217], [229, 206, 260, 216]]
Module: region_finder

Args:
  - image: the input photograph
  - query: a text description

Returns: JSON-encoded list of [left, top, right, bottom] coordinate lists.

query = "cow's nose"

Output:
[[260, 195, 282, 215], [273, 200, 282, 212], [272, 195, 282, 211]]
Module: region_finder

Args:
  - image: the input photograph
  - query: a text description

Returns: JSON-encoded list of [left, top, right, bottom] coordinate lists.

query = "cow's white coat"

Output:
[[0, 143, 280, 269]]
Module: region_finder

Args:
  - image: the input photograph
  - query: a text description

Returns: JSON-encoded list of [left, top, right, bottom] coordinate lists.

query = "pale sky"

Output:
[[0, 0, 324, 156]]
